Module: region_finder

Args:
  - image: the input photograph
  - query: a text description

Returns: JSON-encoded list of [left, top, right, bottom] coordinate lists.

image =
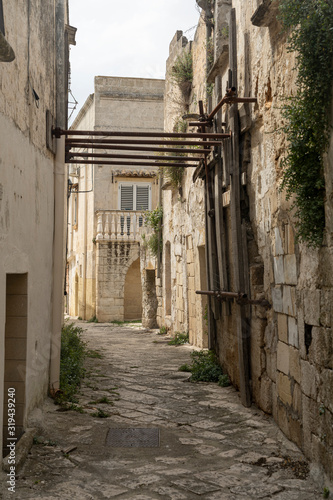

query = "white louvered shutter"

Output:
[[136, 185, 150, 211], [120, 185, 134, 210]]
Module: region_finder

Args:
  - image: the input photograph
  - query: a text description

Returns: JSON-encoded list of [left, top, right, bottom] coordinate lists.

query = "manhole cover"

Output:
[[106, 428, 160, 448]]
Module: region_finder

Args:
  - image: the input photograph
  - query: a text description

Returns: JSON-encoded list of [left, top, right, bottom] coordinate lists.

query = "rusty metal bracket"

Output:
[[196, 290, 271, 309]]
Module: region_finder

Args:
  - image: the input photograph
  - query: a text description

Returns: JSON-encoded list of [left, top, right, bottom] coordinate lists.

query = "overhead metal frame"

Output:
[[52, 127, 231, 169]]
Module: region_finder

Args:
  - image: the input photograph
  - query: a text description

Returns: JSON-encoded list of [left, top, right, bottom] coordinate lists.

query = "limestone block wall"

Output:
[[158, 19, 208, 346], [230, 0, 333, 480], [162, 0, 333, 481], [96, 242, 141, 322], [140, 247, 158, 329]]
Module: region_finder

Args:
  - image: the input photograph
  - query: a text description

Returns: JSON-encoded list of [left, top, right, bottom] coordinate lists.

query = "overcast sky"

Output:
[[68, 0, 200, 123]]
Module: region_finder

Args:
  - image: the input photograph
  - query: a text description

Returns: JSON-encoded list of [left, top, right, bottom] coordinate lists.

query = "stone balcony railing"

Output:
[[95, 210, 151, 242]]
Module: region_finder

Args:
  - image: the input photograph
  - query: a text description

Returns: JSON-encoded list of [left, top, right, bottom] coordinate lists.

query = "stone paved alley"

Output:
[[2, 322, 322, 499]]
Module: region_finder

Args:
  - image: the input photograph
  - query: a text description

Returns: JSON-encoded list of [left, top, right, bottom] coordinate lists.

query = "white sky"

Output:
[[68, 0, 201, 123]]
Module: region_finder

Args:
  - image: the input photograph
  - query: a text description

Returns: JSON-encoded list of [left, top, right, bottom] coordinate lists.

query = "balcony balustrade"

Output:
[[95, 210, 151, 242]]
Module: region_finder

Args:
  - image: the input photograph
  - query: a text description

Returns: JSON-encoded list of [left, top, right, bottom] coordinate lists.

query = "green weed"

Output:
[[218, 374, 231, 387], [181, 350, 229, 384], [86, 349, 103, 359], [92, 408, 110, 418], [87, 315, 98, 323], [168, 332, 189, 345], [89, 397, 114, 405], [57, 323, 86, 402], [323, 487, 330, 498], [178, 364, 192, 372], [158, 326, 168, 335]]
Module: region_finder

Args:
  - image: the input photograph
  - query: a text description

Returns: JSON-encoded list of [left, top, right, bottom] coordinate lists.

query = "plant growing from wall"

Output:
[[159, 131, 188, 190], [171, 51, 193, 97], [173, 117, 188, 134], [278, 0, 333, 247], [206, 36, 214, 71], [143, 205, 163, 257], [161, 164, 185, 190]]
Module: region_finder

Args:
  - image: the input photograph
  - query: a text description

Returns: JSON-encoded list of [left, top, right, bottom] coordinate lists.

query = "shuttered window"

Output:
[[120, 185, 134, 210], [119, 183, 151, 211], [136, 186, 149, 211]]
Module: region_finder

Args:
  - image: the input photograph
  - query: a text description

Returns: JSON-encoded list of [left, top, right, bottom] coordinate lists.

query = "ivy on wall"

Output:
[[143, 206, 163, 257], [278, 0, 333, 247]]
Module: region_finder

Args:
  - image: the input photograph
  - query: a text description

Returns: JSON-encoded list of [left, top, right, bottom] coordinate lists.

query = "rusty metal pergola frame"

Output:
[[52, 128, 232, 169], [52, 86, 257, 171]]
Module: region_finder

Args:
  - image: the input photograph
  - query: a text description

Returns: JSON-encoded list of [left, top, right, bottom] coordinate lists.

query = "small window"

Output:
[[119, 183, 151, 211]]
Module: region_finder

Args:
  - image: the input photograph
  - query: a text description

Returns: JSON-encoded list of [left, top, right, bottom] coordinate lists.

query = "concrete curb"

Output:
[[2, 428, 36, 472]]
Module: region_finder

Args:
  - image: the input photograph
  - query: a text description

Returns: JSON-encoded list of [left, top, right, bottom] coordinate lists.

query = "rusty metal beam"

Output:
[[67, 152, 203, 162], [196, 290, 271, 308], [207, 88, 257, 122], [54, 127, 230, 140], [66, 138, 222, 147], [66, 159, 198, 167], [66, 143, 210, 155]]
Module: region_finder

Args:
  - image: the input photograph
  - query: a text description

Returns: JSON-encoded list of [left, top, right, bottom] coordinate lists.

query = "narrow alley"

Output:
[[3, 321, 321, 500]]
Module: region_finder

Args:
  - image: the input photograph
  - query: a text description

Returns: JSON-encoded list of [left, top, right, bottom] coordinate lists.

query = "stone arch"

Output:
[[124, 257, 142, 320]]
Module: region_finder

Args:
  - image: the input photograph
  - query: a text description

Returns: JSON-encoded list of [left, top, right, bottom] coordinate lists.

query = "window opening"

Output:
[[119, 183, 151, 235]]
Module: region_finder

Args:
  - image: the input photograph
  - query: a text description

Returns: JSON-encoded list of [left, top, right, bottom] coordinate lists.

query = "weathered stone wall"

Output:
[[220, 0, 333, 481], [0, 0, 69, 456], [140, 247, 158, 329], [158, 20, 208, 347], [227, 0, 333, 479], [162, 0, 333, 481], [96, 242, 140, 322]]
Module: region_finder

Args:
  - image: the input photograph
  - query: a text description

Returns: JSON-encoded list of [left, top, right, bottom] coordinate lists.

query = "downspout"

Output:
[[50, 0, 66, 394], [204, 1, 216, 349]]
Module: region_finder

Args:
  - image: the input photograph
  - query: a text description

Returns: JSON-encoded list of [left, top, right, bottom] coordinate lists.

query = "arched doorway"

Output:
[[124, 258, 142, 320]]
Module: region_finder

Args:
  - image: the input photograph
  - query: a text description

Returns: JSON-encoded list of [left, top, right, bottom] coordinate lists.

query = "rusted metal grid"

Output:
[[52, 128, 231, 168]]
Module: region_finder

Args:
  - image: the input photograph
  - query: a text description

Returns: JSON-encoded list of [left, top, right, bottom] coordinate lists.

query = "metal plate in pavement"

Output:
[[106, 428, 160, 448]]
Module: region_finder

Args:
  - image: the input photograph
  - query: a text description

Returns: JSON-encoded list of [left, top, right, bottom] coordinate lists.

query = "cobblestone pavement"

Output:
[[2, 322, 322, 499]]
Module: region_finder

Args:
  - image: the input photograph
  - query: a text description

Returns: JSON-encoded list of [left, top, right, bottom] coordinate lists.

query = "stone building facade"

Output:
[[156, 26, 209, 348], [156, 0, 333, 482], [67, 76, 164, 323], [0, 0, 72, 459]]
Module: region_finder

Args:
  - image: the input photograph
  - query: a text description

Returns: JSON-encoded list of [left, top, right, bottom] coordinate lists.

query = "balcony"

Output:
[[95, 210, 151, 242]]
